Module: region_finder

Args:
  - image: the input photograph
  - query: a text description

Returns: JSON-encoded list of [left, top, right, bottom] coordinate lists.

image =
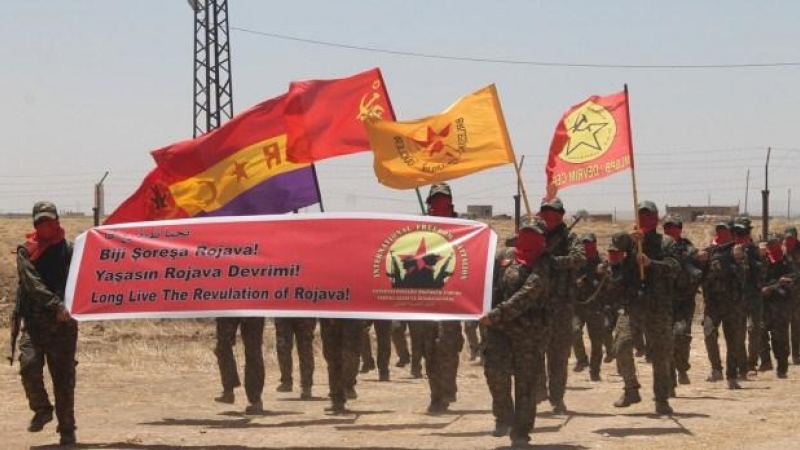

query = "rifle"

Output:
[[387, 252, 403, 287], [434, 254, 454, 286], [8, 292, 21, 366], [545, 209, 589, 253]]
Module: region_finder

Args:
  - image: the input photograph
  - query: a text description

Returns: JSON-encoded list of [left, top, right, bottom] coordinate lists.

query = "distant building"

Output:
[[587, 213, 613, 222], [467, 205, 493, 218], [665, 205, 740, 222]]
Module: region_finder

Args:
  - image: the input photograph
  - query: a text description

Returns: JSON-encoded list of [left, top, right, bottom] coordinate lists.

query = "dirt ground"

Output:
[[2, 216, 800, 449]]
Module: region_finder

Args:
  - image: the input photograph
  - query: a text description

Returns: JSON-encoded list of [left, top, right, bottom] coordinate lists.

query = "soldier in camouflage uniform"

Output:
[[275, 318, 317, 399], [419, 183, 464, 413], [731, 218, 765, 374], [320, 318, 363, 414], [391, 320, 423, 377], [760, 233, 795, 378], [783, 227, 800, 365], [214, 317, 265, 413], [538, 197, 585, 415], [611, 201, 679, 415], [15, 202, 78, 446], [481, 217, 550, 447], [698, 221, 747, 388], [662, 215, 703, 387], [463, 320, 482, 362], [573, 233, 614, 381]]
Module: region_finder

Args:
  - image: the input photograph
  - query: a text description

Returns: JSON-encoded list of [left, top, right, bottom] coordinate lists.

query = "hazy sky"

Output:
[[2, 1, 799, 219]]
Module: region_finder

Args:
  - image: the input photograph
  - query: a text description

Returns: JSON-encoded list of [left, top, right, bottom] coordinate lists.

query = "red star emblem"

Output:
[[412, 124, 451, 157], [401, 238, 441, 271]]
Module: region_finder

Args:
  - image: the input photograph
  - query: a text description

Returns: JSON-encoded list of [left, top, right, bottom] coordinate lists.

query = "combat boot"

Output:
[[551, 400, 568, 415], [27, 410, 53, 432], [777, 369, 788, 379], [411, 368, 423, 379], [360, 359, 376, 373], [300, 386, 313, 400], [758, 359, 773, 372], [655, 400, 673, 415], [59, 430, 76, 446], [326, 402, 347, 415], [613, 389, 641, 408], [426, 401, 449, 414], [706, 369, 723, 382], [245, 401, 264, 415], [727, 378, 742, 389], [395, 357, 410, 368], [603, 352, 615, 363], [590, 371, 601, 382], [510, 434, 532, 448], [214, 390, 235, 404], [276, 382, 292, 393], [491, 421, 510, 437], [573, 360, 589, 373], [345, 387, 358, 400], [379, 370, 390, 382], [678, 371, 690, 385]]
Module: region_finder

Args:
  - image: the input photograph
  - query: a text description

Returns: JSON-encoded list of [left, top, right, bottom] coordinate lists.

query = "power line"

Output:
[[232, 26, 800, 70]]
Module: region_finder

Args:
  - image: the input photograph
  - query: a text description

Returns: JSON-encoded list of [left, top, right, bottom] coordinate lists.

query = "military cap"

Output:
[[663, 215, 683, 228], [784, 226, 798, 238], [736, 216, 752, 230], [426, 183, 452, 203], [540, 197, 565, 213], [715, 221, 730, 230], [32, 201, 58, 223], [580, 233, 597, 242], [767, 232, 784, 243], [608, 231, 632, 252], [637, 200, 658, 214], [731, 223, 750, 235], [518, 216, 546, 235]]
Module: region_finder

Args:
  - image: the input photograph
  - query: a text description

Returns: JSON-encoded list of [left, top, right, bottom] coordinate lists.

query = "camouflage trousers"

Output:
[[361, 320, 392, 376], [420, 321, 464, 405], [672, 293, 697, 375], [541, 304, 573, 404], [214, 317, 265, 404], [790, 295, 800, 359], [762, 299, 791, 374], [702, 293, 747, 379], [745, 294, 764, 370], [483, 324, 547, 441], [320, 319, 362, 406], [392, 321, 423, 374], [572, 306, 613, 376], [19, 321, 78, 433], [463, 320, 483, 357], [275, 318, 316, 389], [614, 302, 673, 401]]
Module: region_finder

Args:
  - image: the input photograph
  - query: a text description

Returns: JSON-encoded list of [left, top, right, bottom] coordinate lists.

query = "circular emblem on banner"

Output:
[[381, 231, 456, 289], [558, 101, 617, 164]]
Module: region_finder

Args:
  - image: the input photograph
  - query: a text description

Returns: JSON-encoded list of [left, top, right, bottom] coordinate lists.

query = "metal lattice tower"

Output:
[[189, 0, 233, 137]]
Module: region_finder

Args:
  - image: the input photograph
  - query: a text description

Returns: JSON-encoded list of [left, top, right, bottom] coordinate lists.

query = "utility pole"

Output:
[[189, 0, 233, 137], [762, 147, 771, 241], [513, 156, 524, 232], [93, 171, 109, 226], [744, 169, 750, 214], [789, 188, 792, 220]]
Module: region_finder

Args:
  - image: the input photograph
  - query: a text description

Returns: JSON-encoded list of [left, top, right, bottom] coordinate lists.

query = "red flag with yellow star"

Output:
[[367, 84, 515, 189], [545, 91, 631, 190]]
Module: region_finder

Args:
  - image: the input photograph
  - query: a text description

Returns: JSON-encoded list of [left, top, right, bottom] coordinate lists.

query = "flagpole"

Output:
[[513, 158, 532, 217], [490, 84, 531, 218], [624, 84, 645, 282], [376, 69, 426, 214], [310, 163, 325, 212]]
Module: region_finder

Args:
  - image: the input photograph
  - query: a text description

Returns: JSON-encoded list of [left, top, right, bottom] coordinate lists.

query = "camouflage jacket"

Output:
[[673, 237, 703, 296], [576, 255, 611, 313], [763, 257, 793, 303], [545, 223, 585, 303], [487, 256, 551, 338], [610, 231, 679, 306], [701, 241, 740, 295], [15, 240, 73, 331], [736, 242, 764, 297]]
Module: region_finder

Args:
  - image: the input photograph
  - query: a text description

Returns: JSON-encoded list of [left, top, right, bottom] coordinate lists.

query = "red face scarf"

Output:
[[733, 233, 749, 245], [25, 219, 66, 262], [713, 228, 732, 245], [663, 224, 682, 242], [539, 210, 563, 231], [608, 250, 625, 265], [515, 230, 546, 267], [638, 211, 658, 233], [767, 241, 784, 263], [428, 195, 453, 217], [583, 241, 598, 259], [786, 237, 798, 252]]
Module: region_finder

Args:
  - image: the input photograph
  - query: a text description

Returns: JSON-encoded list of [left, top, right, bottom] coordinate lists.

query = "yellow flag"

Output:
[[366, 84, 515, 189]]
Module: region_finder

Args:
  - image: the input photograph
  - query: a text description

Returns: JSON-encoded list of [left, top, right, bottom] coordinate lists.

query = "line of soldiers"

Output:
[[481, 196, 800, 447], [13, 192, 800, 448]]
